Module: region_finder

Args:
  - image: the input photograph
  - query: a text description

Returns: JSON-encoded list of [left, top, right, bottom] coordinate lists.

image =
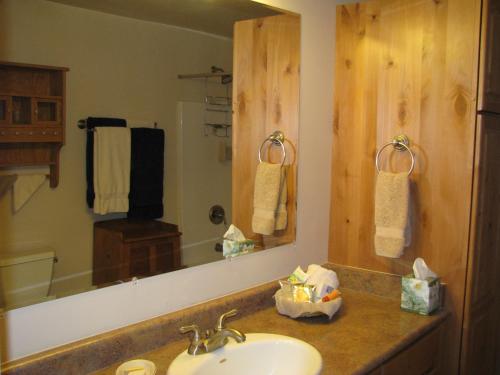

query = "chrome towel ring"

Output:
[[258, 130, 286, 166], [375, 135, 415, 176]]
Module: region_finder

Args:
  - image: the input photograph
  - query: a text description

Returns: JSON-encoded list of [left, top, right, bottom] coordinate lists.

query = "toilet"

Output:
[[0, 247, 57, 309]]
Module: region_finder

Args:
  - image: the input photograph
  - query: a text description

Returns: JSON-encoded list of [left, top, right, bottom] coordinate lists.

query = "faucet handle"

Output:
[[180, 324, 202, 341], [216, 309, 238, 331]]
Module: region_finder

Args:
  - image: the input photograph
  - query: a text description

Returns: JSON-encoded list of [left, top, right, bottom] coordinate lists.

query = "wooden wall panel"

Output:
[[329, 1, 481, 373], [232, 15, 299, 249]]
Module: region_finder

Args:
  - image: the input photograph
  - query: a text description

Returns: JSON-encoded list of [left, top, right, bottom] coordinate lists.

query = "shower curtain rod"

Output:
[[177, 72, 232, 80]]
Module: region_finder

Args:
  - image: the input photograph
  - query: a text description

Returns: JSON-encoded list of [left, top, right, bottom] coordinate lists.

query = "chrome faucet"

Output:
[[180, 309, 246, 355]]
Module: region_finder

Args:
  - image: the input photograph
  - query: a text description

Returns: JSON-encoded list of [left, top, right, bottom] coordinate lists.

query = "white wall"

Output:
[[1, 0, 335, 362]]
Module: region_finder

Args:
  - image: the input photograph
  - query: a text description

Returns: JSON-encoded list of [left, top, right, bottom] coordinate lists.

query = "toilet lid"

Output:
[[0, 247, 55, 267]]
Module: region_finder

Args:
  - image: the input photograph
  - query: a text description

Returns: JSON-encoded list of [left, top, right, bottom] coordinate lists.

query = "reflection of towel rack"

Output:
[[258, 130, 286, 166], [77, 119, 158, 131], [375, 135, 415, 176]]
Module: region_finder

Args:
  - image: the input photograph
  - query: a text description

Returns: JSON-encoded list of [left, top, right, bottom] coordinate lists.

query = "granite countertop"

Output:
[[92, 287, 447, 375]]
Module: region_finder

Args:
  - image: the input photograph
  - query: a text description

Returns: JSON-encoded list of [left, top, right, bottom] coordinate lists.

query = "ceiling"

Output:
[[46, 0, 281, 38]]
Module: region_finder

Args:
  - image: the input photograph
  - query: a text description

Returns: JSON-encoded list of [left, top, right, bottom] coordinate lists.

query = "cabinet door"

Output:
[[32, 98, 61, 125], [461, 115, 500, 374], [0, 96, 11, 125], [482, 0, 500, 112]]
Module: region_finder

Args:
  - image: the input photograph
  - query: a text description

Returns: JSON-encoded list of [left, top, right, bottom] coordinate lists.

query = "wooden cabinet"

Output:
[[481, 0, 500, 112], [368, 325, 442, 375], [0, 61, 68, 187], [461, 115, 500, 374], [92, 219, 183, 286]]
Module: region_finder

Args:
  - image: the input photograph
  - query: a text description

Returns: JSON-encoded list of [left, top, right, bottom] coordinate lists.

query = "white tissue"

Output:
[[306, 264, 340, 298], [413, 257, 437, 280], [223, 224, 246, 241]]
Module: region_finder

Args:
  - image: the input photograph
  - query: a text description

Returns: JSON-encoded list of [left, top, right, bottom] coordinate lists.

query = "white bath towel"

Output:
[[13, 174, 46, 212], [374, 171, 410, 258], [93, 127, 131, 214]]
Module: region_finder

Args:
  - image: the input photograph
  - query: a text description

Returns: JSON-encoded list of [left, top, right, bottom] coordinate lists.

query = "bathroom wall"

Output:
[[0, 0, 232, 297], [329, 1, 482, 373], [0, 0, 335, 361]]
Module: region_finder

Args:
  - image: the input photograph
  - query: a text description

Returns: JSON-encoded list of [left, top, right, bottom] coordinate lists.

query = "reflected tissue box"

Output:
[[401, 274, 440, 315]]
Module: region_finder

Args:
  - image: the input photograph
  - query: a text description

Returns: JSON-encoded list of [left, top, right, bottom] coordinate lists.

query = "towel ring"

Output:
[[258, 130, 286, 166], [375, 135, 415, 176]]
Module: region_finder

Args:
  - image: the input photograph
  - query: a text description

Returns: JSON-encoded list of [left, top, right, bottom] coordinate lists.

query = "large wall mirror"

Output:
[[0, 0, 300, 311]]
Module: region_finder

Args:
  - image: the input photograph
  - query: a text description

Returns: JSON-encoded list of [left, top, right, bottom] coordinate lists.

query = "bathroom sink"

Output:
[[167, 333, 322, 375]]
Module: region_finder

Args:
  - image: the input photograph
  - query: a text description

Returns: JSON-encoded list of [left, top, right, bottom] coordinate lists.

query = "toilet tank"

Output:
[[0, 247, 56, 309]]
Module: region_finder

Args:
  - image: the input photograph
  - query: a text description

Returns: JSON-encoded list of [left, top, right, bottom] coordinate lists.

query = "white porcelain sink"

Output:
[[167, 333, 323, 375]]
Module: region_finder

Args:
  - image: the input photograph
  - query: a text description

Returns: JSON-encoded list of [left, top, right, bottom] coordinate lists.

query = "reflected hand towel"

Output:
[[252, 162, 282, 235], [93, 127, 131, 214]]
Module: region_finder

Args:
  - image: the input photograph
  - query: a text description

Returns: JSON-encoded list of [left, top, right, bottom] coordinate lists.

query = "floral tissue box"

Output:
[[401, 274, 440, 315]]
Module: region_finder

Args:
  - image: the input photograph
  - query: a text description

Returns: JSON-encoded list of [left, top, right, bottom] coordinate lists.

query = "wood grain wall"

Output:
[[329, 1, 481, 373], [232, 14, 299, 249]]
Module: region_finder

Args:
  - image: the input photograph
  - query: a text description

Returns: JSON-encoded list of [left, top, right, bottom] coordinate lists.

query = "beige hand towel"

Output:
[[275, 166, 288, 231], [93, 127, 131, 214], [13, 174, 46, 212], [252, 162, 282, 235], [374, 171, 410, 258]]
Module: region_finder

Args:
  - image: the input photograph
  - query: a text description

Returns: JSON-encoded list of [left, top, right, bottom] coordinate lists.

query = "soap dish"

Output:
[[274, 289, 342, 320], [116, 359, 156, 375]]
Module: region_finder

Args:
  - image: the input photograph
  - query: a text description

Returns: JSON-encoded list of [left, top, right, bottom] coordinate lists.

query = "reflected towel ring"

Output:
[[375, 135, 415, 176], [258, 131, 286, 166]]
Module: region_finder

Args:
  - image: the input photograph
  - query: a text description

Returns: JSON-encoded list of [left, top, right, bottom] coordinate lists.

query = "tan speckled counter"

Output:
[[91, 288, 446, 375], [3, 265, 447, 375]]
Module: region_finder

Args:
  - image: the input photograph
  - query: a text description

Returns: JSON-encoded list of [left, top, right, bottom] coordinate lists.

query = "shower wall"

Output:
[[177, 101, 232, 266]]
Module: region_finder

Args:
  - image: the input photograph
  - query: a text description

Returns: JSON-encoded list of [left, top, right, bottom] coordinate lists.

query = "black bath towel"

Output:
[[86, 117, 127, 208], [127, 128, 165, 219]]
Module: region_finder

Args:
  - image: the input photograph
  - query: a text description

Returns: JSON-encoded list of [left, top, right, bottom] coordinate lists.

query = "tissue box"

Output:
[[223, 239, 254, 258], [401, 274, 440, 315]]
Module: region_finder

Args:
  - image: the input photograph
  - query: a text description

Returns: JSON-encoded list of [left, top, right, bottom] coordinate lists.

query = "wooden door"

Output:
[[330, 1, 481, 373], [232, 14, 299, 249], [461, 114, 500, 374], [480, 0, 500, 112]]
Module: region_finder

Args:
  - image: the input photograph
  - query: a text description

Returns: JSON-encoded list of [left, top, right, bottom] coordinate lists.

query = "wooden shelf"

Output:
[[0, 61, 68, 187]]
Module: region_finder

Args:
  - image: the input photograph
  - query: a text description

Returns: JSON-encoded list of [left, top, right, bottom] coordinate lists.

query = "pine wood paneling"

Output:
[[329, 1, 481, 373], [232, 15, 299, 248]]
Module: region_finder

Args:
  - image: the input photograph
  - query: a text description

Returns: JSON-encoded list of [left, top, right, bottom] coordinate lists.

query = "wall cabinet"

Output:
[[0, 61, 68, 187]]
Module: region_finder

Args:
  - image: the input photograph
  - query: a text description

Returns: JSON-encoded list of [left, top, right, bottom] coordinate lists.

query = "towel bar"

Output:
[[258, 130, 286, 166], [375, 135, 415, 176]]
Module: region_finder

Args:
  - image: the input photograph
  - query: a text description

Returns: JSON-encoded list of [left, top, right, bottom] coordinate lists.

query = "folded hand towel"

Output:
[[13, 174, 46, 212], [252, 162, 282, 235], [86, 117, 127, 208], [275, 166, 288, 231], [93, 127, 131, 214], [374, 171, 410, 258], [128, 128, 164, 219]]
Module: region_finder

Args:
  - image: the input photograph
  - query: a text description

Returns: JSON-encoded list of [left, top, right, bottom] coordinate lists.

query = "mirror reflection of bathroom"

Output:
[[0, 0, 299, 310]]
